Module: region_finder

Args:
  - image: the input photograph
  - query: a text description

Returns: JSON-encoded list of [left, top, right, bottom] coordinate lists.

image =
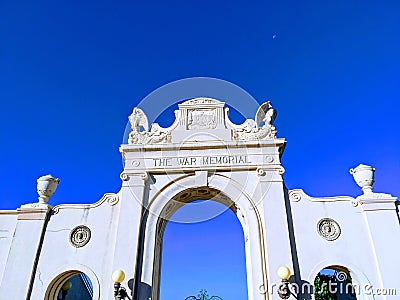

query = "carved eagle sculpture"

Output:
[[128, 107, 149, 132], [255, 101, 277, 128]]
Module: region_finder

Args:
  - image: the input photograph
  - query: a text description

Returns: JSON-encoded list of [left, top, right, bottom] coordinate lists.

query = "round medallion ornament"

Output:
[[265, 155, 274, 163], [69, 225, 91, 248], [317, 218, 341, 241]]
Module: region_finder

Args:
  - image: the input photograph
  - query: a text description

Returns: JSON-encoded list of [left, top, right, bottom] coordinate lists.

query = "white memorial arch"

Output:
[[122, 98, 286, 300], [0, 98, 399, 300]]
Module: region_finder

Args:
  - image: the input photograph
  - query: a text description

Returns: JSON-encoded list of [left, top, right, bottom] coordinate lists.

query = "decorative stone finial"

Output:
[[37, 175, 60, 204], [349, 164, 375, 194]]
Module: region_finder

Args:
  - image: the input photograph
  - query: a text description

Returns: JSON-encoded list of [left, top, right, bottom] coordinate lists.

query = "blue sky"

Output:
[[1, 1, 399, 299]]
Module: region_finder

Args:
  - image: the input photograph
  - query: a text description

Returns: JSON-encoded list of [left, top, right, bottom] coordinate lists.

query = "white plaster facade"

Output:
[[0, 98, 398, 300]]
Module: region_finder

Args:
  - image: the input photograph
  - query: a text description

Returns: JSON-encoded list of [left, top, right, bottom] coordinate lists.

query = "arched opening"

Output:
[[139, 179, 267, 300], [314, 266, 357, 300], [45, 271, 93, 300], [157, 188, 248, 300]]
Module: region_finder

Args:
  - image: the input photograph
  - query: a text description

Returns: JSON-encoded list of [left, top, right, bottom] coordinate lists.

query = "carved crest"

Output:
[[187, 109, 217, 130], [126, 98, 279, 144]]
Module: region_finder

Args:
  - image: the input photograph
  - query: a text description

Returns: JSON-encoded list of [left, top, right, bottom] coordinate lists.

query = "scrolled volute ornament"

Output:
[[289, 190, 302, 202], [106, 194, 119, 206], [256, 167, 266, 176], [120, 172, 129, 181], [277, 166, 285, 175]]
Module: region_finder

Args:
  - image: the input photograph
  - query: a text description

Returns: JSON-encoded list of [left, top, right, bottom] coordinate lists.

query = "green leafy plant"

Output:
[[314, 274, 337, 300]]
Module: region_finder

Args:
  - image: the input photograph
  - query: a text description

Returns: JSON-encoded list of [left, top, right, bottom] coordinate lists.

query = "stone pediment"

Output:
[[127, 97, 278, 144]]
